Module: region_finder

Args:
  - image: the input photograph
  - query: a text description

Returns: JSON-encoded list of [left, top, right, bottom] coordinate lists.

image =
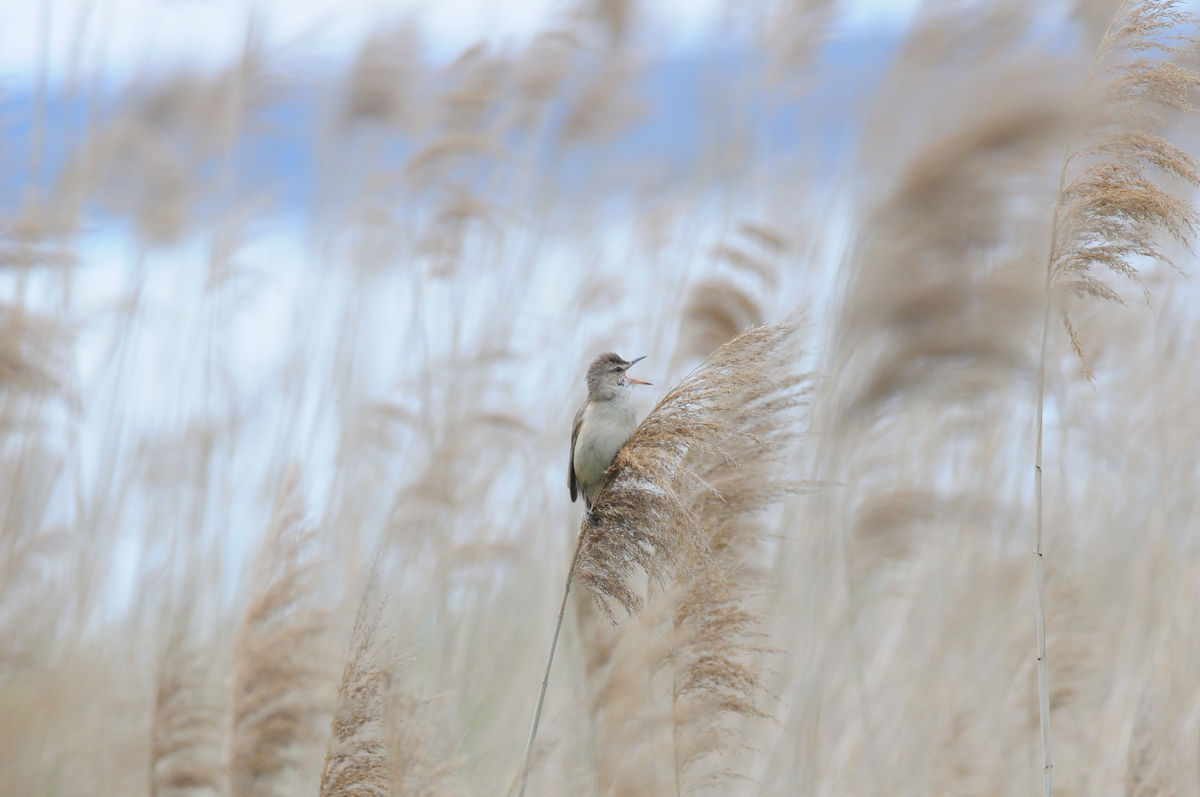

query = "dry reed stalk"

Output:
[[316, 562, 456, 797], [572, 0, 635, 47], [1035, 3, 1200, 793], [0, 211, 78, 271], [60, 31, 277, 247], [574, 570, 774, 795], [0, 304, 69, 401], [318, 574, 391, 797], [560, 55, 649, 145], [437, 44, 512, 134], [230, 472, 333, 797], [762, 0, 839, 91], [678, 276, 766, 367], [669, 564, 770, 792], [512, 31, 582, 132], [0, 302, 80, 645], [587, 593, 680, 796], [386, 687, 456, 797], [823, 19, 1076, 791], [1046, 0, 1200, 377], [666, 341, 805, 789], [520, 322, 806, 794], [517, 550, 579, 797], [150, 624, 227, 796], [831, 62, 1067, 432], [576, 321, 805, 617], [341, 24, 425, 132]]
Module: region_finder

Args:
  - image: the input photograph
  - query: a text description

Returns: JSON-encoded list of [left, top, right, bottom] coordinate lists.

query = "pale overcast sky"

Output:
[[0, 0, 919, 85]]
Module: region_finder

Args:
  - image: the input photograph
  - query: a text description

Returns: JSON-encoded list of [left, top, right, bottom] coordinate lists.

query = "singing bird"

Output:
[[569, 353, 652, 511]]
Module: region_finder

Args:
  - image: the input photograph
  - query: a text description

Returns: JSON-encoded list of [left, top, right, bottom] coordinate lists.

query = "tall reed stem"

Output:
[[517, 542, 581, 797], [1033, 275, 1053, 797], [1033, 133, 1072, 797]]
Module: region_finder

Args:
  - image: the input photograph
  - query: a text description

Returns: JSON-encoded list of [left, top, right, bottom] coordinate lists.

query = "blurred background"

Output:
[[2, 0, 1199, 794]]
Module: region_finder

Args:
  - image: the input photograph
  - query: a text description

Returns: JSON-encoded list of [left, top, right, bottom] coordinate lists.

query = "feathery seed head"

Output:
[[575, 322, 809, 618]]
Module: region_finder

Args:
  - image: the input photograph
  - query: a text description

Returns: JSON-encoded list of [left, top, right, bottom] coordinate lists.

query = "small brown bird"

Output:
[[569, 353, 652, 511]]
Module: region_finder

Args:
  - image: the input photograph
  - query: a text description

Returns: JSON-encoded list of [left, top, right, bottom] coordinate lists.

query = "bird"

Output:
[[569, 352, 652, 511]]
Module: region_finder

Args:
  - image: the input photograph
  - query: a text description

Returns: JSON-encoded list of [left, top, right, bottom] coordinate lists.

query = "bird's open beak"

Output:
[[627, 355, 652, 386]]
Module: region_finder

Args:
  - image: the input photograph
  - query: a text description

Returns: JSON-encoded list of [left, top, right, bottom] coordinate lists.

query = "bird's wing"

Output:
[[569, 403, 584, 503]]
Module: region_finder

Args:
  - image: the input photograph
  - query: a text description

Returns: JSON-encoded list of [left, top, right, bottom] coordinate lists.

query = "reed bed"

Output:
[[3, 1, 1200, 795]]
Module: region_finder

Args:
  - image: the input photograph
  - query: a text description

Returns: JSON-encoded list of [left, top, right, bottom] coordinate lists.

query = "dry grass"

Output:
[[231, 472, 335, 796], [1048, 0, 1200, 375], [4, 1, 1200, 796], [1033, 3, 1200, 790], [319, 574, 391, 797], [150, 618, 227, 796]]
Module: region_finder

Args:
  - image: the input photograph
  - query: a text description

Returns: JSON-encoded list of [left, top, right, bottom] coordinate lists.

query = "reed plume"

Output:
[[151, 622, 227, 796], [14, 2, 1200, 794], [1035, 3, 1200, 793], [577, 320, 807, 617], [341, 24, 424, 131], [666, 318, 808, 788], [819, 13, 1077, 792], [386, 690, 456, 797], [585, 594, 679, 795], [1048, 0, 1200, 377], [319, 574, 391, 797], [230, 472, 333, 797], [0, 305, 69, 401], [317, 565, 455, 797], [669, 564, 771, 791], [521, 321, 807, 794]]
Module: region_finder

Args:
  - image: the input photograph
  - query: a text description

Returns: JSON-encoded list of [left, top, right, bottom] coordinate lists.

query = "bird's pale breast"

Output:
[[573, 398, 637, 503]]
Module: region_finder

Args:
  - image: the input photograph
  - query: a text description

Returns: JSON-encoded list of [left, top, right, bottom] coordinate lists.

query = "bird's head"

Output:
[[586, 352, 651, 400]]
